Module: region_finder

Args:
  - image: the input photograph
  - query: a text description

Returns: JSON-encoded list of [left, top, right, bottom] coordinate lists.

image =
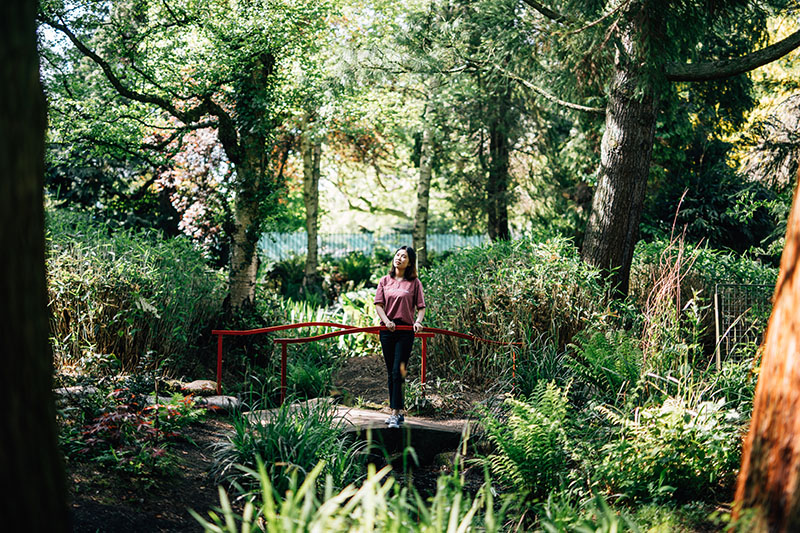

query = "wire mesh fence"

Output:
[[714, 283, 774, 368], [258, 231, 489, 261]]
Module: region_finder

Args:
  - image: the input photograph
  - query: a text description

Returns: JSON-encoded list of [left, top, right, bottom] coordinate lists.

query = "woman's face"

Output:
[[393, 249, 409, 271]]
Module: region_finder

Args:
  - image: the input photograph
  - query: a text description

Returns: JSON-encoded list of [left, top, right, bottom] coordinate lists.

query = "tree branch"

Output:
[[666, 28, 800, 82], [492, 62, 606, 113], [39, 11, 240, 163], [519, 0, 568, 23]]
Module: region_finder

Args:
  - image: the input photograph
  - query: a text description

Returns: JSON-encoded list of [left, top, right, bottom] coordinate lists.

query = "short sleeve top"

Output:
[[374, 275, 426, 326]]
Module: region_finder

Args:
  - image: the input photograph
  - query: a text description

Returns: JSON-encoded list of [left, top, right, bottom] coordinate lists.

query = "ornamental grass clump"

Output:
[[210, 397, 366, 497], [194, 459, 507, 533], [422, 237, 609, 384], [47, 209, 224, 373]]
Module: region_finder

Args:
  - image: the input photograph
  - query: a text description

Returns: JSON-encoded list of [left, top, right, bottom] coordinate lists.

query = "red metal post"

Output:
[[421, 336, 427, 386], [421, 336, 427, 397], [216, 334, 223, 395], [280, 342, 287, 405]]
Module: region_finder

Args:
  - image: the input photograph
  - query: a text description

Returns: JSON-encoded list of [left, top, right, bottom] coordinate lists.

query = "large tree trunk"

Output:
[[581, 15, 657, 296], [301, 112, 322, 288], [734, 172, 800, 532], [0, 0, 70, 528], [413, 104, 434, 268], [487, 94, 511, 241]]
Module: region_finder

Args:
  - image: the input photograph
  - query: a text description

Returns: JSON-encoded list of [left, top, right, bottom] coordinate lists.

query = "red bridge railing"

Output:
[[210, 322, 521, 403]]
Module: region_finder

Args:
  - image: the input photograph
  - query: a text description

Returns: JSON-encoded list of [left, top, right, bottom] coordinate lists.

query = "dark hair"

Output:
[[389, 245, 417, 280]]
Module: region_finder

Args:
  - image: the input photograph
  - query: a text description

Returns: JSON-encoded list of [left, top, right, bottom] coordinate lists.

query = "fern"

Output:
[[479, 382, 571, 497], [567, 329, 642, 405]]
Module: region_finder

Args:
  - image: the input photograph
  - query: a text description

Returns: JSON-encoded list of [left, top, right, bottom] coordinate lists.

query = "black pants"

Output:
[[379, 329, 415, 410]]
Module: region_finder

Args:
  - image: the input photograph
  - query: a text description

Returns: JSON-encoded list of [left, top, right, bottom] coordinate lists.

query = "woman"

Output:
[[374, 245, 426, 428]]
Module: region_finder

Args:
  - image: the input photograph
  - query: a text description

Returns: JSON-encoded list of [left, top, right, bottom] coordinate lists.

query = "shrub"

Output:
[[629, 238, 777, 359], [593, 397, 743, 503], [422, 237, 609, 384], [47, 208, 224, 373], [59, 386, 205, 477]]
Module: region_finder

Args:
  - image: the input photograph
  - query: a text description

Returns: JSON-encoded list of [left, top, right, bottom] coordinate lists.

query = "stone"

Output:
[[181, 380, 218, 396], [198, 395, 241, 413], [54, 385, 99, 406]]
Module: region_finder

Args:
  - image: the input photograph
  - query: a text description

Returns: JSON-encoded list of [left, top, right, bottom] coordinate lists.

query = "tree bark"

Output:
[[301, 111, 322, 287], [0, 0, 70, 528], [734, 171, 800, 532], [413, 103, 434, 268], [581, 14, 657, 296], [487, 94, 511, 241]]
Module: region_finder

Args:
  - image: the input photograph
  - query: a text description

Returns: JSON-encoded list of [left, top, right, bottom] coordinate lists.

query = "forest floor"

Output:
[[67, 354, 492, 532]]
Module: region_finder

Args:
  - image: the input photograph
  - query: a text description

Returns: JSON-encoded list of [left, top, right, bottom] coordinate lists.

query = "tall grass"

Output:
[[47, 208, 224, 373], [210, 397, 366, 497], [195, 459, 508, 533]]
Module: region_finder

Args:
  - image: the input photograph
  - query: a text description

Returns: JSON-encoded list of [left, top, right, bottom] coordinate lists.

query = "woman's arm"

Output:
[[375, 303, 396, 331], [414, 307, 425, 333]]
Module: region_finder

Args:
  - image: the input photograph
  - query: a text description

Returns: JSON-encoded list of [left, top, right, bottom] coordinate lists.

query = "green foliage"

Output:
[[47, 208, 224, 373], [512, 331, 573, 397], [538, 492, 642, 533], [423, 237, 609, 384], [210, 398, 366, 496], [264, 249, 384, 304], [630, 238, 778, 300], [567, 328, 643, 407], [59, 386, 205, 477], [194, 459, 508, 533], [478, 382, 571, 499], [594, 398, 743, 503]]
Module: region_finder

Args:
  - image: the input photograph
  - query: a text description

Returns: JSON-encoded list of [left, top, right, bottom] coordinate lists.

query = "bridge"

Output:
[[211, 321, 522, 403]]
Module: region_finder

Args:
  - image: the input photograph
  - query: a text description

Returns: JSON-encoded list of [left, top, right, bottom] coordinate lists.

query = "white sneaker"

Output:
[[387, 415, 400, 428], [385, 413, 404, 425]]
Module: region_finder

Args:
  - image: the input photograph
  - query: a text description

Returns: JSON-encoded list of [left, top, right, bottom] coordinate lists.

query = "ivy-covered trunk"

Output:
[[225, 54, 275, 310], [581, 13, 657, 296]]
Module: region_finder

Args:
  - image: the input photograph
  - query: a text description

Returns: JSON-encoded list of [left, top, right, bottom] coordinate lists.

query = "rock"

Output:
[[181, 380, 218, 396], [198, 395, 241, 413], [54, 385, 99, 406], [160, 379, 185, 393]]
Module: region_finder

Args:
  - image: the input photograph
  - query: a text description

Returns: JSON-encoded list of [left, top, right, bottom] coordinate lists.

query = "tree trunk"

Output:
[[301, 112, 322, 288], [487, 98, 511, 241], [734, 172, 800, 532], [228, 185, 260, 309], [413, 104, 434, 268], [225, 55, 275, 310], [0, 0, 70, 528], [581, 16, 657, 296]]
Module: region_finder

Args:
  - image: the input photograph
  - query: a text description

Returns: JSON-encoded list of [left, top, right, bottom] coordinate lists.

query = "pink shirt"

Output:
[[374, 275, 426, 326]]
